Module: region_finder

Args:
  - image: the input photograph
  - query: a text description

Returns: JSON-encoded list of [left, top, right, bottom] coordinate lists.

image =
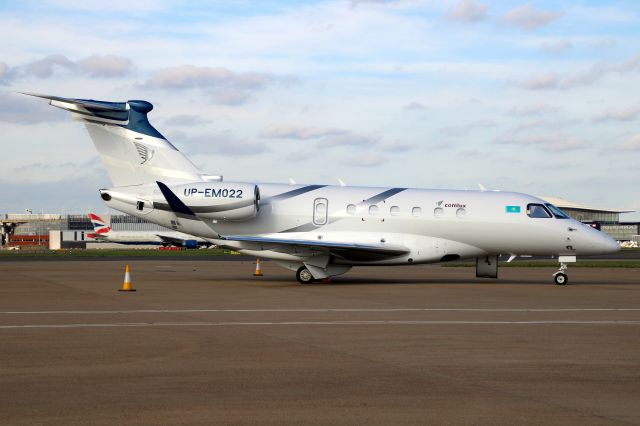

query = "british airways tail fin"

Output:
[[87, 212, 111, 239], [23, 93, 221, 186]]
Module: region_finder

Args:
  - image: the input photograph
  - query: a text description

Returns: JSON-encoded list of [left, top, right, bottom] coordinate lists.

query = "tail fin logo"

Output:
[[88, 213, 111, 235]]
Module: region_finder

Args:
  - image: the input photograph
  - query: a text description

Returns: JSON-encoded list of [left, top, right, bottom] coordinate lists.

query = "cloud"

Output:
[[341, 153, 387, 167], [14, 157, 100, 172], [520, 53, 640, 90], [502, 4, 562, 31], [494, 133, 591, 152], [620, 134, 640, 151], [76, 54, 132, 77], [181, 132, 270, 156], [163, 114, 211, 127], [403, 101, 427, 110], [507, 103, 560, 116], [260, 125, 348, 140], [510, 118, 580, 134], [540, 39, 573, 53], [0, 54, 133, 82], [23, 54, 75, 78], [592, 106, 640, 123], [0, 62, 9, 85], [379, 140, 416, 152], [0, 91, 66, 124], [437, 119, 496, 137], [519, 72, 559, 90], [445, 0, 488, 23], [322, 133, 378, 148], [142, 65, 281, 105], [143, 65, 273, 90]]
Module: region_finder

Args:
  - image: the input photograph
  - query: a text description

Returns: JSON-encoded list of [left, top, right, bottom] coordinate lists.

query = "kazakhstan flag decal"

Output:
[[505, 205, 521, 213]]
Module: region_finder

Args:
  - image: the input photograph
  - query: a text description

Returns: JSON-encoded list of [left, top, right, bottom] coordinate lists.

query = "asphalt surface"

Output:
[[1, 260, 639, 425]]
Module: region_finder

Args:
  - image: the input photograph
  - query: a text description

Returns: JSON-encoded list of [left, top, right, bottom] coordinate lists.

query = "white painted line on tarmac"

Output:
[[1, 320, 640, 329], [2, 308, 640, 315]]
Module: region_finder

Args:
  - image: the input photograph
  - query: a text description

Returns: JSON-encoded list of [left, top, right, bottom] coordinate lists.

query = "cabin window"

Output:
[[527, 203, 552, 218], [545, 203, 569, 219], [434, 207, 444, 217], [412, 207, 422, 217], [390, 206, 400, 216], [369, 205, 379, 216], [346, 204, 356, 215]]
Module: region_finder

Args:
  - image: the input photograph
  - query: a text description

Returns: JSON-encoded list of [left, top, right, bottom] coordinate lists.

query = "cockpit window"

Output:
[[545, 203, 570, 219], [527, 203, 552, 218]]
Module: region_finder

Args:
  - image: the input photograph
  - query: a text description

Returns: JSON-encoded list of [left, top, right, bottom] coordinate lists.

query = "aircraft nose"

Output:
[[588, 228, 620, 254], [601, 233, 620, 254]]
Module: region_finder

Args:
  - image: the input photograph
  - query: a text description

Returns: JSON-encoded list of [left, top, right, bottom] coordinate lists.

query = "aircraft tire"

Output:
[[296, 266, 315, 284], [554, 273, 568, 285]]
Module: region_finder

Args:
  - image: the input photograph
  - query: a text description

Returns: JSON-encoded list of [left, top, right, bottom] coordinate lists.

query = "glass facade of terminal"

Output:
[[561, 208, 620, 224]]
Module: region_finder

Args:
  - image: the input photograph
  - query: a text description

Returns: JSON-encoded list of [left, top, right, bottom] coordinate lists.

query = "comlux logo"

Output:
[[437, 201, 467, 208]]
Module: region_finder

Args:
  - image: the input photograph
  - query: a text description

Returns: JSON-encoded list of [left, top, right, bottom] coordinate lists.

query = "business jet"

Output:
[[26, 94, 619, 285], [87, 212, 208, 248]]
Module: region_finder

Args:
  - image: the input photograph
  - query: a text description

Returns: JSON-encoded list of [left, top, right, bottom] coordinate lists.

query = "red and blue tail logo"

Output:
[[87, 213, 111, 239]]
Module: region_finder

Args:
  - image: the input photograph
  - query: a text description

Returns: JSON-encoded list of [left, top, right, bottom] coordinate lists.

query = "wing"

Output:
[[156, 234, 187, 246], [219, 235, 409, 262]]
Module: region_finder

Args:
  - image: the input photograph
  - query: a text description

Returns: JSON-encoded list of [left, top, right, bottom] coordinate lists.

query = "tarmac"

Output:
[[0, 260, 639, 425]]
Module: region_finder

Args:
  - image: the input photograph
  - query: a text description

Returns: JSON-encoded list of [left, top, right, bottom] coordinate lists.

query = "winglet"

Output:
[[156, 181, 196, 216]]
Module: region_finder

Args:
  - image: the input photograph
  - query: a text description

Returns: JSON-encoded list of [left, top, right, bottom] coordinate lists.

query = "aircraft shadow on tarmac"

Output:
[[218, 276, 562, 286]]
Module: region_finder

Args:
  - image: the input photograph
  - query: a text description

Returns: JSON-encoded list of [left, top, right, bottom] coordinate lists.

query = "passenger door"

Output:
[[313, 198, 328, 226]]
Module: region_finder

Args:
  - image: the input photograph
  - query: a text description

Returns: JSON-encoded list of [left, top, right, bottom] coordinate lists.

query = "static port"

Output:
[[101, 192, 111, 201]]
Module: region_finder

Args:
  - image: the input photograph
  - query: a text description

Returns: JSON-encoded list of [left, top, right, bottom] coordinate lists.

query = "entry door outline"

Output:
[[313, 198, 328, 226]]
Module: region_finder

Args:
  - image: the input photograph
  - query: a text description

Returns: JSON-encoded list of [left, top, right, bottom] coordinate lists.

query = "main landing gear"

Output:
[[296, 266, 315, 284], [553, 262, 568, 285]]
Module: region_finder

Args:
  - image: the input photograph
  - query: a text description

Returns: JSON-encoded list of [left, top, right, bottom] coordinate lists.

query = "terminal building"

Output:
[[541, 196, 638, 242], [0, 213, 166, 249], [1, 197, 638, 249]]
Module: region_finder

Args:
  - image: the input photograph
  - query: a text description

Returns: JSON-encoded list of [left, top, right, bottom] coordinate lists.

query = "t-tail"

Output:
[[22, 93, 221, 186]]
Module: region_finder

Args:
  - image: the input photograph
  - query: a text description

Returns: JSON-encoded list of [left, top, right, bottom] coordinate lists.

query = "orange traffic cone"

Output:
[[253, 259, 264, 277], [119, 264, 136, 291]]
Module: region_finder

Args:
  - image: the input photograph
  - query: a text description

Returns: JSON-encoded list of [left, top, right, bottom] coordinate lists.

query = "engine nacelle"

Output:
[[168, 182, 260, 221]]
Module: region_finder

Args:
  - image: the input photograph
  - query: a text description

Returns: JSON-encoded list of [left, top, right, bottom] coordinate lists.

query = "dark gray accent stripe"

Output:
[[262, 185, 327, 205], [358, 188, 406, 206], [157, 181, 196, 217]]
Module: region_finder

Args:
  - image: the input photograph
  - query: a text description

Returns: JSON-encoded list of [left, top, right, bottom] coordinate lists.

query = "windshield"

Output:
[[527, 203, 552, 218], [545, 203, 570, 219]]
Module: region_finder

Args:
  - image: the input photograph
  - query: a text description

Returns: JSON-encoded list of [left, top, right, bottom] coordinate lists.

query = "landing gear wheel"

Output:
[[296, 266, 315, 284], [554, 273, 568, 285]]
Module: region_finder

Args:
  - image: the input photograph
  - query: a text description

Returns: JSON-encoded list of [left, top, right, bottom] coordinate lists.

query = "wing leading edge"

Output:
[[220, 235, 409, 261]]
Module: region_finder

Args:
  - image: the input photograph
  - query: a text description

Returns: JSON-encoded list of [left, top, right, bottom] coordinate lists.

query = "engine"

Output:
[[166, 182, 260, 221]]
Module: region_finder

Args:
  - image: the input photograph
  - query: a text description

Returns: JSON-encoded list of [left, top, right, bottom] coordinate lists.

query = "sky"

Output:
[[0, 0, 639, 220]]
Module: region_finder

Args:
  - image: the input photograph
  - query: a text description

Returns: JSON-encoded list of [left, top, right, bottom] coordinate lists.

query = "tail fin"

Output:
[[87, 212, 110, 239], [23, 93, 221, 186]]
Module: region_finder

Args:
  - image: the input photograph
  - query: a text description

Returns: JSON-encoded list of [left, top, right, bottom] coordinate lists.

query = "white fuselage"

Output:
[[101, 182, 619, 265]]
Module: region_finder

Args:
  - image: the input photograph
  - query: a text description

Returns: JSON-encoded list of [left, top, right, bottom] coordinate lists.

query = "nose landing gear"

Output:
[[553, 255, 576, 285], [553, 263, 568, 285]]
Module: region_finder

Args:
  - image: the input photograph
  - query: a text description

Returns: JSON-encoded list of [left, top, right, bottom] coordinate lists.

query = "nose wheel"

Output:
[[553, 262, 568, 285]]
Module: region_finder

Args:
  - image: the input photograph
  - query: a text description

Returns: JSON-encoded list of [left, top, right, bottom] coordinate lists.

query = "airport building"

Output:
[[0, 213, 166, 249]]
